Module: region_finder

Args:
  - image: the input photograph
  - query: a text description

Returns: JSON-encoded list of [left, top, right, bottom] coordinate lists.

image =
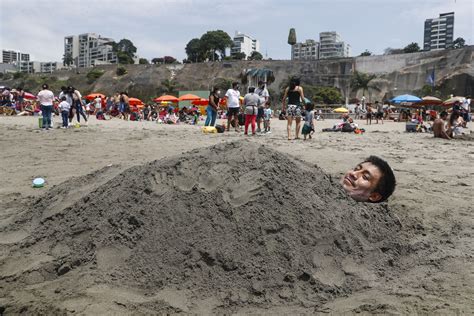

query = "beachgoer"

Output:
[[282, 77, 305, 140], [447, 112, 464, 138], [263, 101, 273, 133], [355, 103, 361, 119], [375, 101, 384, 124], [302, 102, 315, 140], [120, 92, 130, 121], [225, 82, 241, 132], [341, 156, 396, 203], [461, 97, 470, 127], [71, 86, 87, 124], [94, 96, 102, 114], [243, 87, 260, 135], [432, 111, 451, 140], [58, 96, 71, 128], [205, 87, 220, 126], [366, 104, 373, 125], [37, 84, 54, 130], [255, 81, 269, 133]]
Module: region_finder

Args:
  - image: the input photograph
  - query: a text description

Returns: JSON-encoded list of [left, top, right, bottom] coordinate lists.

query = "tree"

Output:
[[63, 52, 73, 66], [359, 50, 372, 57], [139, 58, 149, 64], [163, 56, 177, 64], [248, 51, 263, 60], [384, 47, 404, 55], [200, 30, 233, 60], [350, 71, 380, 101], [185, 38, 204, 62], [109, 39, 137, 64], [232, 52, 246, 60], [160, 79, 178, 94], [288, 28, 296, 46], [403, 42, 420, 53], [452, 37, 466, 49], [152, 57, 164, 64]]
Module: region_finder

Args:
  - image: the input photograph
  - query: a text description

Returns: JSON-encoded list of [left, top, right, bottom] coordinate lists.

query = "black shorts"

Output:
[[376, 112, 383, 119], [366, 113, 372, 119], [257, 107, 264, 119], [227, 107, 239, 116]]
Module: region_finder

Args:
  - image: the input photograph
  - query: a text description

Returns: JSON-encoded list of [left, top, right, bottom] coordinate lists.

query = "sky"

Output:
[[0, 0, 472, 62]]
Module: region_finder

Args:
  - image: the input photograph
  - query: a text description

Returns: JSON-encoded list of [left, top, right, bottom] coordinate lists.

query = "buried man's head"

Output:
[[341, 156, 396, 203]]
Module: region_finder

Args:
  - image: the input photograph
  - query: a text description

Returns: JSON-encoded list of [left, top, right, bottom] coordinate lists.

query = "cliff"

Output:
[[1, 46, 472, 103]]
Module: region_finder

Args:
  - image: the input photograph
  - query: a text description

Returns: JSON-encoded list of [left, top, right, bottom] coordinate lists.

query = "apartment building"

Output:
[[64, 33, 117, 67], [319, 32, 351, 59], [1, 50, 30, 64], [423, 12, 454, 51], [16, 61, 63, 74], [231, 32, 260, 59], [291, 39, 319, 60]]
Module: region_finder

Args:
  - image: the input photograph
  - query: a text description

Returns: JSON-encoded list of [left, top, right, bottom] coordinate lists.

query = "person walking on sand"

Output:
[[71, 86, 88, 124], [375, 101, 384, 124], [243, 86, 260, 135], [205, 87, 220, 126], [224, 82, 241, 132], [255, 81, 269, 133], [37, 84, 54, 130], [282, 77, 305, 140]]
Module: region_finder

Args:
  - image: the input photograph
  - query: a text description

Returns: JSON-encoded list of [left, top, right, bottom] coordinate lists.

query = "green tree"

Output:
[[63, 52, 73, 66], [359, 50, 372, 56], [185, 38, 204, 62], [139, 58, 149, 64], [288, 28, 297, 46], [452, 37, 466, 49], [152, 57, 164, 64], [200, 30, 233, 61], [109, 39, 137, 64], [86, 68, 105, 83], [248, 51, 263, 60], [232, 52, 246, 60], [403, 42, 420, 53], [163, 56, 177, 64], [350, 71, 380, 101], [160, 79, 178, 94], [116, 66, 127, 76]]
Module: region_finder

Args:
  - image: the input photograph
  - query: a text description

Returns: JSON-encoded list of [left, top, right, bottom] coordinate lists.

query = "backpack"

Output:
[[215, 124, 225, 133]]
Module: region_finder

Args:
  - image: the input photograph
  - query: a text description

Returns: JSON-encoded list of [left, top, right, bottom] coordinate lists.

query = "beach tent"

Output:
[[154, 95, 179, 103], [390, 94, 422, 104]]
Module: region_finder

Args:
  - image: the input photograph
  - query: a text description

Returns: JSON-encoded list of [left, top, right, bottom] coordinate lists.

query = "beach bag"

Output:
[[238, 113, 245, 126], [215, 124, 225, 133]]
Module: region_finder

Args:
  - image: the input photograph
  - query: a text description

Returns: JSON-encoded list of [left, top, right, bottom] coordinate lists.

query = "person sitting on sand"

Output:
[[447, 112, 464, 138], [341, 156, 396, 203], [432, 111, 451, 140]]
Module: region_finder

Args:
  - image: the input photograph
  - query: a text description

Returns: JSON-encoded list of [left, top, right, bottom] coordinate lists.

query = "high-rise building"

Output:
[[64, 33, 118, 68], [231, 32, 260, 60], [291, 39, 319, 60], [319, 32, 351, 59], [423, 12, 454, 51], [1, 50, 30, 64]]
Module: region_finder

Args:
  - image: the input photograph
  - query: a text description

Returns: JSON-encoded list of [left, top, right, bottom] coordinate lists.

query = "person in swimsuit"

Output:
[[282, 77, 305, 140]]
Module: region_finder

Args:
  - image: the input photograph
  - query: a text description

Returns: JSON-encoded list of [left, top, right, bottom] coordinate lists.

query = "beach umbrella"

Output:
[[23, 92, 36, 100], [85, 93, 106, 101], [333, 107, 349, 113], [154, 95, 179, 103], [178, 93, 201, 101], [390, 94, 422, 104], [443, 96, 465, 105], [128, 97, 144, 106], [192, 98, 209, 106]]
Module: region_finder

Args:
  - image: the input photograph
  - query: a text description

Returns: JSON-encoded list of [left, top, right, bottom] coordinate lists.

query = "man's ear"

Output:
[[368, 192, 382, 203]]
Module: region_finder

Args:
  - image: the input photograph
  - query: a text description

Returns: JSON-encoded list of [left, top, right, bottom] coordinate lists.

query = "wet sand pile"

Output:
[[1, 141, 404, 314]]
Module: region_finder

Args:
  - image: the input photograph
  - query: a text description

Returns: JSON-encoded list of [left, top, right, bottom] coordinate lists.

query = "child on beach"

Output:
[[58, 96, 71, 128], [263, 102, 273, 133], [302, 102, 315, 140]]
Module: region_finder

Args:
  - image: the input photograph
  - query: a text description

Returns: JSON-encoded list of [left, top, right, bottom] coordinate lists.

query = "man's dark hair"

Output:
[[232, 82, 239, 89], [440, 111, 448, 118], [248, 86, 255, 93], [42, 84, 48, 89], [363, 156, 396, 202], [61, 96, 66, 101]]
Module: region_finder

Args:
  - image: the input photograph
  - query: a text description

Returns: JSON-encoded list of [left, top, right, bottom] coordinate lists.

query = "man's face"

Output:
[[341, 162, 382, 202]]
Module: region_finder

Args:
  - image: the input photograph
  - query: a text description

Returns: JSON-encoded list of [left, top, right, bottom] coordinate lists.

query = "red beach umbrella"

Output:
[[23, 92, 36, 100], [191, 98, 209, 106], [154, 95, 179, 103], [178, 93, 201, 101]]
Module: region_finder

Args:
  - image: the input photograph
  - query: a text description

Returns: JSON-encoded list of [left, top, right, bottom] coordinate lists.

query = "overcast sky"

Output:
[[1, 0, 472, 62]]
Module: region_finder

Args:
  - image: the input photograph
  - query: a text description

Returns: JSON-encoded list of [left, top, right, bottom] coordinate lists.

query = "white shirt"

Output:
[[225, 89, 240, 108], [255, 87, 269, 107], [59, 100, 70, 112], [37, 89, 54, 106]]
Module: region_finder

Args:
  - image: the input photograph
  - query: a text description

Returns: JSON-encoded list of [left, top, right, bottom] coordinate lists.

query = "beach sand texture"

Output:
[[0, 116, 472, 314]]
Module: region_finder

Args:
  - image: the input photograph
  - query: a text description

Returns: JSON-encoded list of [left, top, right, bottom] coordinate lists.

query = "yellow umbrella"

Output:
[[333, 107, 349, 113]]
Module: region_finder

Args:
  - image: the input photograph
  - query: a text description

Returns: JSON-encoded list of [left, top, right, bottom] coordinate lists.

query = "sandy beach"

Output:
[[0, 116, 473, 315]]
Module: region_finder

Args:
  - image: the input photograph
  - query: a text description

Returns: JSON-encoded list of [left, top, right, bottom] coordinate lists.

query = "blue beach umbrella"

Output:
[[390, 94, 422, 104]]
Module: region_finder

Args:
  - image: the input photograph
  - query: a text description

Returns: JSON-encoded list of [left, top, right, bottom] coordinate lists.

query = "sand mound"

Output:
[[0, 141, 403, 314]]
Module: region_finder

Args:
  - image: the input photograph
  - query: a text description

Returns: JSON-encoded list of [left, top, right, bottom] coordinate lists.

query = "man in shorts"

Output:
[[225, 82, 241, 132], [341, 156, 396, 203], [432, 111, 451, 140], [375, 101, 384, 124]]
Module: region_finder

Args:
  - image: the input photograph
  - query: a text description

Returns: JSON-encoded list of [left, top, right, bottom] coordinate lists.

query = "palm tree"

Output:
[[350, 71, 380, 102]]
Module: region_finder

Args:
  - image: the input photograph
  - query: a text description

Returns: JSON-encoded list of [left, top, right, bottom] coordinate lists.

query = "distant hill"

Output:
[[1, 46, 472, 103]]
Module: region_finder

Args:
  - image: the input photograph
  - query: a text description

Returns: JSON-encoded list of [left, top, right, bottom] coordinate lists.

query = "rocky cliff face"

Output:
[[2, 46, 472, 103]]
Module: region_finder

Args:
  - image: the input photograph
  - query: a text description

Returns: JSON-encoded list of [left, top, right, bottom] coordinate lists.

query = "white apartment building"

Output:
[[16, 61, 63, 74], [64, 33, 118, 68], [423, 12, 455, 51], [291, 39, 319, 60], [319, 32, 351, 59], [1, 49, 30, 64], [231, 32, 260, 59]]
